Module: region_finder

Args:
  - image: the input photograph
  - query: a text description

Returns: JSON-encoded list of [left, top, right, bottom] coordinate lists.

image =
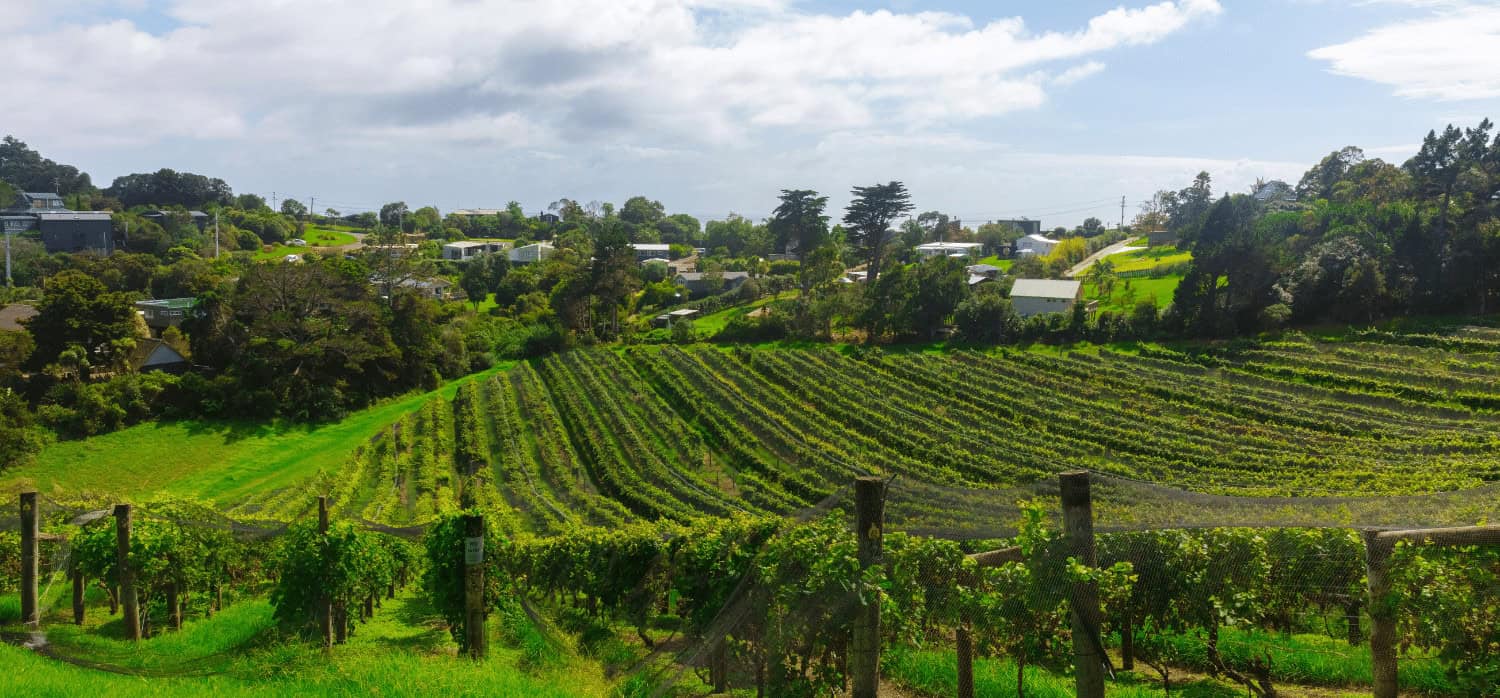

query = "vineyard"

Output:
[[223, 329, 1500, 533], [6, 327, 1500, 696]]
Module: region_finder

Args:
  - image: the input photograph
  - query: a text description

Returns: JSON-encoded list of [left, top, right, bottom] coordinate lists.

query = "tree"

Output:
[[769, 189, 830, 295], [620, 196, 666, 228], [0, 136, 94, 195], [1078, 217, 1106, 236], [105, 169, 233, 208], [1297, 147, 1366, 201], [280, 198, 308, 218], [380, 202, 410, 230], [27, 270, 140, 375], [844, 181, 913, 282], [459, 258, 492, 309], [235, 193, 267, 211]]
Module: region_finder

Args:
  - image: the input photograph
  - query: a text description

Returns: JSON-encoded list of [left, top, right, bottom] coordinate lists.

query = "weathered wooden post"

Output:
[[115, 504, 140, 641], [464, 514, 487, 659], [319, 496, 333, 649], [850, 476, 886, 698], [956, 624, 975, 698], [20, 492, 38, 627], [1060, 471, 1104, 698], [1363, 530, 1397, 698], [166, 581, 182, 631], [72, 568, 85, 625]]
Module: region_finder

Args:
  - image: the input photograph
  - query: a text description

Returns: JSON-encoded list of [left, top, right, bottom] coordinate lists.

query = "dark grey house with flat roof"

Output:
[[36, 211, 114, 254], [4, 192, 115, 254]]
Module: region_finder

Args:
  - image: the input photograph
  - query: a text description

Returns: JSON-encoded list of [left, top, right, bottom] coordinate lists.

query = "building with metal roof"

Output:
[[1009, 278, 1082, 317]]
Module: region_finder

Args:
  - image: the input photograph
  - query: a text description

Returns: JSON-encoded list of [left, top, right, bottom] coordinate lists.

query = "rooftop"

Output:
[[34, 211, 113, 221], [1010, 278, 1081, 300], [676, 271, 750, 281], [1023, 233, 1059, 243], [443, 240, 491, 248], [916, 241, 982, 250], [630, 243, 671, 250], [135, 297, 199, 310]]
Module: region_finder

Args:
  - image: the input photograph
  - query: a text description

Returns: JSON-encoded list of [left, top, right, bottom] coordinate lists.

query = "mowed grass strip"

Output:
[[2, 364, 510, 505]]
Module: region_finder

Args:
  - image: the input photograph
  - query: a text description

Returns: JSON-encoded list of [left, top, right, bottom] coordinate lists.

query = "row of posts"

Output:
[[16, 492, 486, 658], [18, 479, 1478, 695], [848, 471, 1149, 698]]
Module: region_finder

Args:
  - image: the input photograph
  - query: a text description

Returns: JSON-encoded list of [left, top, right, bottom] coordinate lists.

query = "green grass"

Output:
[[1086, 274, 1183, 311], [1, 591, 607, 697], [885, 648, 1244, 698], [975, 255, 1015, 271], [0, 593, 18, 625], [1139, 626, 1454, 694], [1, 364, 511, 505], [1106, 245, 1192, 273], [692, 289, 797, 336], [251, 227, 358, 261]]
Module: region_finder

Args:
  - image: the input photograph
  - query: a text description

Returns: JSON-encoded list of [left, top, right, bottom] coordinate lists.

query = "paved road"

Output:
[[1065, 236, 1140, 278]]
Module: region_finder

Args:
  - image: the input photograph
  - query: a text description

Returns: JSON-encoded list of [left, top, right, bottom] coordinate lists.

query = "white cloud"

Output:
[[2, 0, 1220, 152], [1308, 2, 1500, 100]]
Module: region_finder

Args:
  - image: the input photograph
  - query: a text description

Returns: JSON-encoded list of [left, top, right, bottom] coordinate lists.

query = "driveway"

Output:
[[1065, 236, 1140, 278]]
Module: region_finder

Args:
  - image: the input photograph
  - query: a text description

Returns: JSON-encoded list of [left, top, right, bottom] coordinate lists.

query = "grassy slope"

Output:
[[1086, 275, 1184, 311], [1, 364, 509, 505], [692, 289, 797, 335], [1109, 245, 1191, 273], [1, 592, 605, 697], [251, 226, 358, 262]]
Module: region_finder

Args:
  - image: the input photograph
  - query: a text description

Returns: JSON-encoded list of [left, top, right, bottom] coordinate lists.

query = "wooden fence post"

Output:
[[20, 492, 38, 628], [850, 476, 886, 698], [1060, 471, 1104, 698], [166, 581, 182, 631], [956, 624, 975, 698], [115, 504, 140, 641], [464, 514, 487, 659], [319, 496, 333, 649], [1363, 530, 1397, 698], [72, 568, 85, 625]]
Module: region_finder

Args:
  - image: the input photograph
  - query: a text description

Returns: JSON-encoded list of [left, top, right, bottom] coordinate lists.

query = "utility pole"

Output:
[[214, 211, 220, 258], [1120, 195, 1126, 233], [4, 228, 11, 287], [271, 191, 277, 212]]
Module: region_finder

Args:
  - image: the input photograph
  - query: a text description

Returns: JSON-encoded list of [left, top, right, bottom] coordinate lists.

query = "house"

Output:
[[1146, 229, 1177, 247], [37, 211, 114, 254], [1009, 279, 1082, 317], [990, 219, 1042, 237], [651, 308, 699, 328], [966, 263, 1002, 278], [675, 271, 749, 297], [509, 242, 554, 264], [1014, 233, 1060, 257], [441, 240, 510, 261], [915, 242, 983, 259], [8, 192, 66, 211], [135, 298, 199, 332], [130, 338, 190, 374], [397, 277, 455, 300], [450, 208, 503, 217], [0, 303, 38, 332], [142, 210, 210, 231], [628, 243, 671, 261]]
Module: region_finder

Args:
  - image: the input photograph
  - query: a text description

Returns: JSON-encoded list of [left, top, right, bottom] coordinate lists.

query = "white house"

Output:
[[509, 242, 555, 264], [1009, 279, 1082, 317], [441, 240, 510, 261], [628, 243, 671, 261], [915, 241, 983, 259], [1014, 234, 1061, 257]]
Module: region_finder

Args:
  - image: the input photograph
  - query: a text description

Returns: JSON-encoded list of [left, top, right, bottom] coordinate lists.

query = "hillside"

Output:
[[15, 330, 1494, 531]]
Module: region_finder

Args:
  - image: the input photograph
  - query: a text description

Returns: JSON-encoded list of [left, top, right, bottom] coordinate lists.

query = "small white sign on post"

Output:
[[464, 536, 484, 565]]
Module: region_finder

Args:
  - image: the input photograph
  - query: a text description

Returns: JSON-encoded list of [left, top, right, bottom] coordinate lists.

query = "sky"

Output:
[[5, 0, 1500, 229]]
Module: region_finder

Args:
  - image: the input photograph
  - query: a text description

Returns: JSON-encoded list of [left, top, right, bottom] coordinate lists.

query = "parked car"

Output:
[[289, 238, 308, 246]]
